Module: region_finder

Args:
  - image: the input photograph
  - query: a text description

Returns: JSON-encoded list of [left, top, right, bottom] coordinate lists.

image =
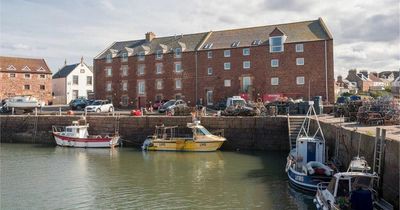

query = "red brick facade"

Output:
[[94, 19, 334, 108], [0, 56, 53, 104]]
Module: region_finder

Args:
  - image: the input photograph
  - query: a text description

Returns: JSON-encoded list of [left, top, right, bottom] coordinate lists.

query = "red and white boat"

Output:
[[52, 118, 120, 148]]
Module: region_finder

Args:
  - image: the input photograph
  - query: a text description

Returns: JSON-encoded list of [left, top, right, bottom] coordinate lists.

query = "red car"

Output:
[[152, 99, 169, 110]]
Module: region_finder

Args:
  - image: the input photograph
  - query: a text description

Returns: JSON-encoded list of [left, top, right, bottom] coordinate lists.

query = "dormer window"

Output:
[[106, 54, 112, 63], [7, 65, 16, 71], [203, 43, 213, 49], [174, 48, 182, 58], [22, 66, 31, 71], [269, 36, 284, 53], [37, 67, 46, 71], [121, 53, 128, 62], [231, 41, 240, 48], [156, 50, 163, 59], [138, 52, 145, 61], [252, 40, 262, 45]]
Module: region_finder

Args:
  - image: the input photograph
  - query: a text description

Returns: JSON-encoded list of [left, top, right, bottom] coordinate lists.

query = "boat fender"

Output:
[[285, 157, 292, 172]]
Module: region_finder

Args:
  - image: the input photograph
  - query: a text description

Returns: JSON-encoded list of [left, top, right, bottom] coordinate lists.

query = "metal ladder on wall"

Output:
[[287, 115, 306, 150], [373, 127, 386, 190]]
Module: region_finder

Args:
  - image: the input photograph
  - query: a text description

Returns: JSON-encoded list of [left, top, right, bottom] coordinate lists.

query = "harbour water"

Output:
[[1, 144, 314, 209]]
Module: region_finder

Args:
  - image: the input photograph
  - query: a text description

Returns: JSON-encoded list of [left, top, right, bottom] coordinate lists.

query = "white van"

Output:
[[226, 96, 246, 107]]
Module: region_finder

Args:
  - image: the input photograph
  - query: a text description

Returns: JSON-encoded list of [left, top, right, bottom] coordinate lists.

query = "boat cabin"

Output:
[[153, 121, 213, 141], [296, 137, 325, 166], [62, 121, 89, 138]]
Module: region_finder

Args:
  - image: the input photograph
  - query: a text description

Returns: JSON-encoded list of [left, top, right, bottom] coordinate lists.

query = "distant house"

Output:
[[52, 58, 93, 104], [0, 56, 52, 104], [346, 69, 384, 92], [392, 76, 400, 98], [335, 75, 358, 96], [368, 73, 385, 91], [379, 71, 399, 88]]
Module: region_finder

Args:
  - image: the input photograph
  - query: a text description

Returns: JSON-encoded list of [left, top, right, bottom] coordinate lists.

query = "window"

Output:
[[156, 50, 163, 59], [24, 73, 31, 79], [138, 81, 145, 95], [106, 67, 112, 77], [296, 58, 304, 65], [207, 51, 212, 59], [251, 40, 262, 45], [40, 74, 46, 79], [224, 62, 231, 70], [296, 76, 305, 85], [271, 59, 279, 68], [7, 65, 16, 71], [296, 44, 304, 52], [121, 52, 128, 62], [37, 67, 45, 71], [203, 43, 213, 49], [174, 48, 182, 58], [231, 41, 240, 47], [156, 80, 163, 90], [156, 63, 163, 74], [122, 81, 128, 91], [80, 69, 85, 73], [106, 82, 112, 92], [106, 54, 112, 63], [243, 61, 250, 69], [9, 73, 16, 78], [121, 65, 128, 76], [40, 85, 45, 90], [24, 85, 30, 90], [242, 77, 251, 91], [270, 36, 284, 52], [175, 62, 182, 73], [87, 76, 92, 85], [207, 67, 213, 75], [206, 90, 213, 105], [224, 50, 231, 57], [121, 96, 129, 106], [175, 79, 182, 89], [271, 77, 279, 85], [138, 52, 145, 61], [243, 48, 250, 56], [22, 66, 31, 71], [73, 75, 79, 85], [138, 64, 145, 75], [224, 80, 231, 87]]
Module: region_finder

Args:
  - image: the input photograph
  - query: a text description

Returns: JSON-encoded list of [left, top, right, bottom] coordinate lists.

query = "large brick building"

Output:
[[94, 18, 334, 108], [0, 56, 53, 104]]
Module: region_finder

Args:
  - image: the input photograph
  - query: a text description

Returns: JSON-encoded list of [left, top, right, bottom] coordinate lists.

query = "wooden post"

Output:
[[59, 107, 62, 116]]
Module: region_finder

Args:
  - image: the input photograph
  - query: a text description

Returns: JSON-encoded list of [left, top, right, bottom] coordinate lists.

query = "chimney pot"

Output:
[[145, 32, 156, 42]]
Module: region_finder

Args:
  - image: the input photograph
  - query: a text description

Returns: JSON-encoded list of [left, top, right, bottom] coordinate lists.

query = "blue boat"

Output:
[[286, 103, 334, 191]]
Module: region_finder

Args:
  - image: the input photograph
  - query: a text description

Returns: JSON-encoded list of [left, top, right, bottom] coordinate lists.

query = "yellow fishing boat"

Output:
[[142, 121, 226, 151]]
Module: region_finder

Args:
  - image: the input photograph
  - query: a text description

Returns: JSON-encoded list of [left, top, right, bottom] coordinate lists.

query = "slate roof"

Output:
[[0, 56, 51, 73], [52, 62, 92, 79], [95, 18, 332, 59]]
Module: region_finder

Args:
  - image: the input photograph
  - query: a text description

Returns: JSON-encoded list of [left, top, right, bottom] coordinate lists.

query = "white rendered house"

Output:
[[52, 59, 93, 104]]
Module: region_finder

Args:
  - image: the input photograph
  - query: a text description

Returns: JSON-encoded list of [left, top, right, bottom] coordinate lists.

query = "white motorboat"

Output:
[[52, 118, 120, 148], [5, 95, 44, 109]]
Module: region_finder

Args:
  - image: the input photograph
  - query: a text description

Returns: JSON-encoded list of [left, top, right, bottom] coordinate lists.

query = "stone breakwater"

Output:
[[0, 115, 398, 208]]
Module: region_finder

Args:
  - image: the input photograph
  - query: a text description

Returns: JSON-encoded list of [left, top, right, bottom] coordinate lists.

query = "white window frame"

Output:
[[138, 52, 145, 61], [207, 67, 213, 75], [156, 80, 163, 90], [269, 36, 284, 52], [39, 74, 46, 79], [156, 63, 163, 74], [7, 65, 16, 71], [9, 73, 16, 78], [121, 53, 128, 62], [224, 62, 231, 70], [24, 84, 30, 90], [106, 82, 112, 92], [24, 73, 31, 79], [174, 48, 182, 58], [121, 65, 128, 76], [206, 90, 213, 105], [224, 80, 231, 87], [175, 62, 182, 73], [106, 54, 112, 63], [243, 48, 250, 56], [138, 65, 145, 75], [242, 76, 251, 91], [175, 79, 182, 89], [122, 81, 128, 91], [106, 67, 112, 77], [207, 51, 212, 59], [156, 50, 163, 59], [224, 50, 231, 57], [295, 44, 304, 53], [138, 81, 145, 95], [87, 76, 92, 85], [22, 66, 31, 71], [271, 59, 279, 68], [243, 61, 250, 69], [39, 85, 46, 90], [296, 58, 304, 66], [296, 76, 305, 85], [271, 77, 279, 86]]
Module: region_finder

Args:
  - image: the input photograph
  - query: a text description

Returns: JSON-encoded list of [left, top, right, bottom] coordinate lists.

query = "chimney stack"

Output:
[[337, 75, 343, 82], [64, 59, 67, 66], [80, 56, 84, 64], [145, 32, 156, 42]]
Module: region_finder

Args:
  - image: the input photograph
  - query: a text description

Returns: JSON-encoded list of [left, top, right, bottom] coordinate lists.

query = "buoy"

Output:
[[67, 110, 74, 115]]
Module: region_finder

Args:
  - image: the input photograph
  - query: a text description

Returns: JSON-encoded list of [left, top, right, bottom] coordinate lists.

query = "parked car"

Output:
[[85, 100, 114, 113], [158, 99, 186, 113], [226, 96, 247, 108], [69, 98, 89, 110], [152, 99, 169, 110]]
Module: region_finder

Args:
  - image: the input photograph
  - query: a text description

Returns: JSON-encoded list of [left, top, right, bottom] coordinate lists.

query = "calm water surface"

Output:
[[1, 144, 314, 209]]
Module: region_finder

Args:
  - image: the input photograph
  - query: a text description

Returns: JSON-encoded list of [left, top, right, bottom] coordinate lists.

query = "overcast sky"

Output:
[[1, 0, 399, 77]]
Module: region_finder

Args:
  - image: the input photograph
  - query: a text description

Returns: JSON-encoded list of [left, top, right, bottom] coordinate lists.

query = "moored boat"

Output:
[[6, 95, 44, 110], [142, 121, 226, 151], [52, 118, 120, 148], [286, 103, 334, 191]]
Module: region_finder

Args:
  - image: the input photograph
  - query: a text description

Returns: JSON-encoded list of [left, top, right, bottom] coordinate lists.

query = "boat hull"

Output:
[[287, 165, 332, 192], [146, 139, 224, 152], [53, 133, 119, 148]]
